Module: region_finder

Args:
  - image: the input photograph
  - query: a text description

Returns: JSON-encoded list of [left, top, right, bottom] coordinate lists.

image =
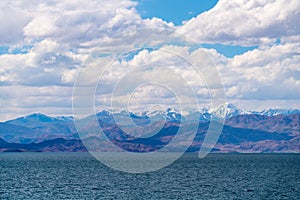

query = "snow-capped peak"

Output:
[[209, 102, 246, 118], [93, 103, 299, 122], [253, 108, 300, 116]]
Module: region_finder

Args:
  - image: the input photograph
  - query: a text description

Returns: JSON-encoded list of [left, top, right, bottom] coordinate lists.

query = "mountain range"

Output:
[[0, 103, 299, 153]]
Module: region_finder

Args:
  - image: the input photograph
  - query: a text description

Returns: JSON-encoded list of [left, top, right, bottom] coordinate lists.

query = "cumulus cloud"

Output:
[[21, 0, 173, 48], [0, 85, 73, 121], [178, 0, 300, 45], [225, 43, 300, 100], [0, 0, 174, 87], [0, 0, 176, 120], [0, 46, 82, 87], [105, 42, 300, 108], [0, 2, 30, 45]]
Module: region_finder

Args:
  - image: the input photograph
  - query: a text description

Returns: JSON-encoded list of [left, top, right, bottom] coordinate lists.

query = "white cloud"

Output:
[[113, 42, 300, 105], [22, 0, 172, 49], [89, 45, 224, 111], [0, 46, 82, 87], [0, 2, 30, 45], [24, 16, 57, 38], [0, 85, 74, 121], [221, 43, 300, 100], [178, 0, 300, 45], [0, 0, 175, 120]]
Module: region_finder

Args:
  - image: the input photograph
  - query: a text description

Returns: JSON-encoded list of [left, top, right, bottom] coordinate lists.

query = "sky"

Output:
[[135, 0, 219, 25], [0, 0, 299, 121]]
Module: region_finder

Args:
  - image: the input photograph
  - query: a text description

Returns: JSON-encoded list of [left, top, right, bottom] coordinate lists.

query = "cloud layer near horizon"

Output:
[[0, 0, 299, 120]]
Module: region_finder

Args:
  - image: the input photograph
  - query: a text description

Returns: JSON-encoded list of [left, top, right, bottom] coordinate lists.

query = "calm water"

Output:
[[0, 153, 299, 199]]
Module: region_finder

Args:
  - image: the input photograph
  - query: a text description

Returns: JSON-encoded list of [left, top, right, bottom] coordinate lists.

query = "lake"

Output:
[[0, 153, 299, 199]]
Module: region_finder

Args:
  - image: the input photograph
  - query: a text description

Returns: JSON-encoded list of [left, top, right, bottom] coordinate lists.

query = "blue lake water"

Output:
[[0, 153, 299, 199]]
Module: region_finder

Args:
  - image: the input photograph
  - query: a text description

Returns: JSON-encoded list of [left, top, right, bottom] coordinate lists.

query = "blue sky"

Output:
[[0, 0, 299, 120], [0, 45, 32, 55], [0, 46, 9, 54], [135, 0, 218, 25], [135, 0, 257, 58], [200, 44, 258, 58]]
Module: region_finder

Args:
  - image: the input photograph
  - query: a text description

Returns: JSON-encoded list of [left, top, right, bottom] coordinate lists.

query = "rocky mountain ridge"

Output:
[[0, 104, 299, 153]]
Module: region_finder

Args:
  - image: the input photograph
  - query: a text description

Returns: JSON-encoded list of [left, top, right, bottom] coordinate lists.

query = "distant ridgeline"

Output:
[[0, 104, 299, 153]]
